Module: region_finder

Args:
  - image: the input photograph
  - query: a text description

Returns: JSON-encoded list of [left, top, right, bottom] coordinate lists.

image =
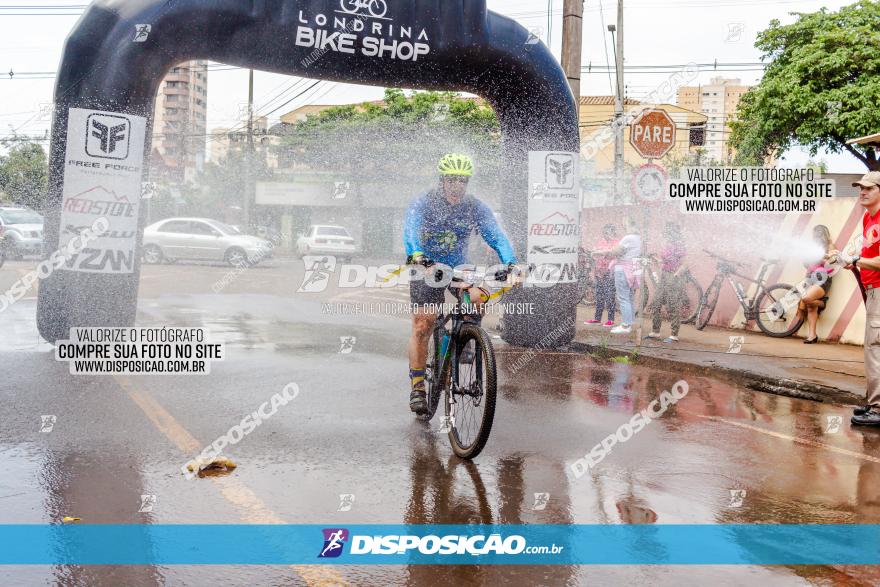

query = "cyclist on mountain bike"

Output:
[[404, 153, 517, 415]]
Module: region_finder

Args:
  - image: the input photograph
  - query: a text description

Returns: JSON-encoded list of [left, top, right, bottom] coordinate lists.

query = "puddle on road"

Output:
[[133, 294, 406, 358], [0, 444, 48, 523]]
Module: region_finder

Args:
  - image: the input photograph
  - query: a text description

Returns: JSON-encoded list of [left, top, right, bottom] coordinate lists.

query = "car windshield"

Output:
[[316, 226, 349, 237], [211, 222, 242, 235], [0, 209, 43, 224]]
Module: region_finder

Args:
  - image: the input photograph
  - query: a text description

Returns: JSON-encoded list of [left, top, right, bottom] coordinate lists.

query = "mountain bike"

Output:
[[639, 256, 703, 324], [420, 265, 520, 459], [695, 249, 803, 337]]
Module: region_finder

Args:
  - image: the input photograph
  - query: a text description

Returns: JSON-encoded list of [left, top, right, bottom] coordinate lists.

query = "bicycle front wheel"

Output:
[[446, 323, 497, 459], [682, 274, 704, 324], [695, 280, 720, 331], [756, 284, 804, 338], [422, 327, 445, 421]]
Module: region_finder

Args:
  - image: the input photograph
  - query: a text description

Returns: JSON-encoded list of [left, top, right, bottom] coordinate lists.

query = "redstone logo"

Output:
[[64, 187, 135, 218], [530, 212, 578, 237]]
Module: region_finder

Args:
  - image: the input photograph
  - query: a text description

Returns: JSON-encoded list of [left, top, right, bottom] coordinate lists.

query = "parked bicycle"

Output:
[[695, 249, 803, 337], [578, 246, 597, 306], [420, 265, 522, 459], [639, 256, 703, 324]]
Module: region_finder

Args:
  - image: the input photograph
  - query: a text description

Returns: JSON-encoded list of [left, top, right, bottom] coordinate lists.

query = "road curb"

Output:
[[569, 341, 864, 407]]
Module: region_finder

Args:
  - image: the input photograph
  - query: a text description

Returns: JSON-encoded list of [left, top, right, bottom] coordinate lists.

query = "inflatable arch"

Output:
[[37, 0, 581, 347]]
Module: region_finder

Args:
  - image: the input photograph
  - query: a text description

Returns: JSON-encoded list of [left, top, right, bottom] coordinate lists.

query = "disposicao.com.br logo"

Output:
[[317, 528, 564, 559], [298, 256, 573, 293]]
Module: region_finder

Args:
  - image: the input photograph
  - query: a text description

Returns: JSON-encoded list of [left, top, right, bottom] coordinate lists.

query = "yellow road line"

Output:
[[692, 412, 880, 464], [116, 376, 350, 586]]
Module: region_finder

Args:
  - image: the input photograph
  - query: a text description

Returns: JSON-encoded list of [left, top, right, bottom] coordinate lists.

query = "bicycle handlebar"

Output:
[[407, 259, 533, 288], [702, 248, 746, 268]]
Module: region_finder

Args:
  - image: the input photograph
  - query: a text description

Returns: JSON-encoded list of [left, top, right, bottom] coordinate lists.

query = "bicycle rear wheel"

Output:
[[755, 284, 804, 338], [446, 323, 497, 459], [695, 280, 720, 331]]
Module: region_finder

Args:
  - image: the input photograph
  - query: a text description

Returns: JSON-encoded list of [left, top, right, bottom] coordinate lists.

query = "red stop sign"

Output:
[[629, 109, 676, 159]]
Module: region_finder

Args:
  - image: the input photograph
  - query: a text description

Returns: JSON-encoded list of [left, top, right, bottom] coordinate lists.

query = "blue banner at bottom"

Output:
[[1, 524, 878, 565]]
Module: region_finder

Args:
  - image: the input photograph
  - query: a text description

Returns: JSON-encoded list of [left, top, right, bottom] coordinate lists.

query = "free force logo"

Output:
[[319, 528, 349, 558], [86, 113, 131, 160], [545, 153, 575, 189]]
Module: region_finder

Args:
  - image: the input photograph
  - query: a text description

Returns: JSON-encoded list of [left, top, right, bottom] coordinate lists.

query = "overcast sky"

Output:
[[0, 0, 863, 172]]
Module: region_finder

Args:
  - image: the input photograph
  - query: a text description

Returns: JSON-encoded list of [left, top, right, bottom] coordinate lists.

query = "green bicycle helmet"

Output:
[[438, 153, 474, 177]]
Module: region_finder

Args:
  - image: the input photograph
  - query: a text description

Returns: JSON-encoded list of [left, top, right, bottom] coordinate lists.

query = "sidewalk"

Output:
[[572, 304, 866, 406]]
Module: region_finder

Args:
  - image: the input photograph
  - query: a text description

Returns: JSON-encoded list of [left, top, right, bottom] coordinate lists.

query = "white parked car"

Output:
[[0, 206, 44, 258], [143, 217, 273, 267], [296, 225, 358, 262]]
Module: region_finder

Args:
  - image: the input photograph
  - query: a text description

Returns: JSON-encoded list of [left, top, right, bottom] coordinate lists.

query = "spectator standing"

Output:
[[645, 222, 688, 343], [585, 223, 619, 327], [844, 172, 880, 426], [609, 217, 642, 335]]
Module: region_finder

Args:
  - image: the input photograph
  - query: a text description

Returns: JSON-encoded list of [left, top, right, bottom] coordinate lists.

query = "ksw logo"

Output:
[[319, 528, 349, 558], [545, 153, 575, 189], [86, 113, 131, 160], [530, 245, 577, 255], [338, 0, 388, 19], [65, 225, 134, 240]]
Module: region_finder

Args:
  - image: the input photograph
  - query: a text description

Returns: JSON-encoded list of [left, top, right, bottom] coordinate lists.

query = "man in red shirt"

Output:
[[850, 171, 880, 426]]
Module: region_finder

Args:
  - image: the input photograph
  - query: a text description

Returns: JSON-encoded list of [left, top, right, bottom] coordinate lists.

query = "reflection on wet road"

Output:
[[1, 260, 879, 585]]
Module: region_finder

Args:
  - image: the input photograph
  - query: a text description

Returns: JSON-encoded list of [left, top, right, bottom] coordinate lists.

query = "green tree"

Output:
[[730, 0, 880, 169], [0, 137, 49, 209], [277, 89, 501, 185]]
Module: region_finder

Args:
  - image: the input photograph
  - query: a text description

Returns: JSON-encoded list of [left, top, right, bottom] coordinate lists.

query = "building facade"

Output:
[[676, 77, 750, 163], [578, 96, 707, 206], [209, 116, 279, 169], [579, 96, 707, 173], [151, 61, 208, 183]]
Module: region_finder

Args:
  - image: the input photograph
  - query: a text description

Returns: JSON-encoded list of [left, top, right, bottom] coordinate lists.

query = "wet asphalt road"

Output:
[[1, 258, 880, 586]]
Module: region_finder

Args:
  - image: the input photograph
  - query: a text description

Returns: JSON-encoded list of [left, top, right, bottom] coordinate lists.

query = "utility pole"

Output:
[[561, 0, 584, 109], [244, 68, 254, 230], [610, 0, 625, 202]]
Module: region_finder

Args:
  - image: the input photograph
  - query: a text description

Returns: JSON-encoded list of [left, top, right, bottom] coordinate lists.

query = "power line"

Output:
[[0, 61, 767, 81], [597, 0, 615, 96]]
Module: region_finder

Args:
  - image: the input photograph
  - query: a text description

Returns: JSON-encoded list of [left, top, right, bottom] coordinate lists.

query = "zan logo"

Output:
[[86, 113, 131, 160], [545, 153, 575, 189]]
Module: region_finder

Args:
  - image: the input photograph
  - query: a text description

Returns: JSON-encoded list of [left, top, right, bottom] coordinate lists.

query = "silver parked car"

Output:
[[296, 225, 358, 262], [0, 206, 44, 258], [143, 217, 273, 267]]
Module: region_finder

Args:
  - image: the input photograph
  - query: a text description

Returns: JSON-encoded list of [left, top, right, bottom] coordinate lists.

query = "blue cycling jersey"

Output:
[[404, 189, 517, 267]]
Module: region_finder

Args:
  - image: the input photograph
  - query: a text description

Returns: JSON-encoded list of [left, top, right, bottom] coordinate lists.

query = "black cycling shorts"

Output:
[[410, 275, 446, 309]]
